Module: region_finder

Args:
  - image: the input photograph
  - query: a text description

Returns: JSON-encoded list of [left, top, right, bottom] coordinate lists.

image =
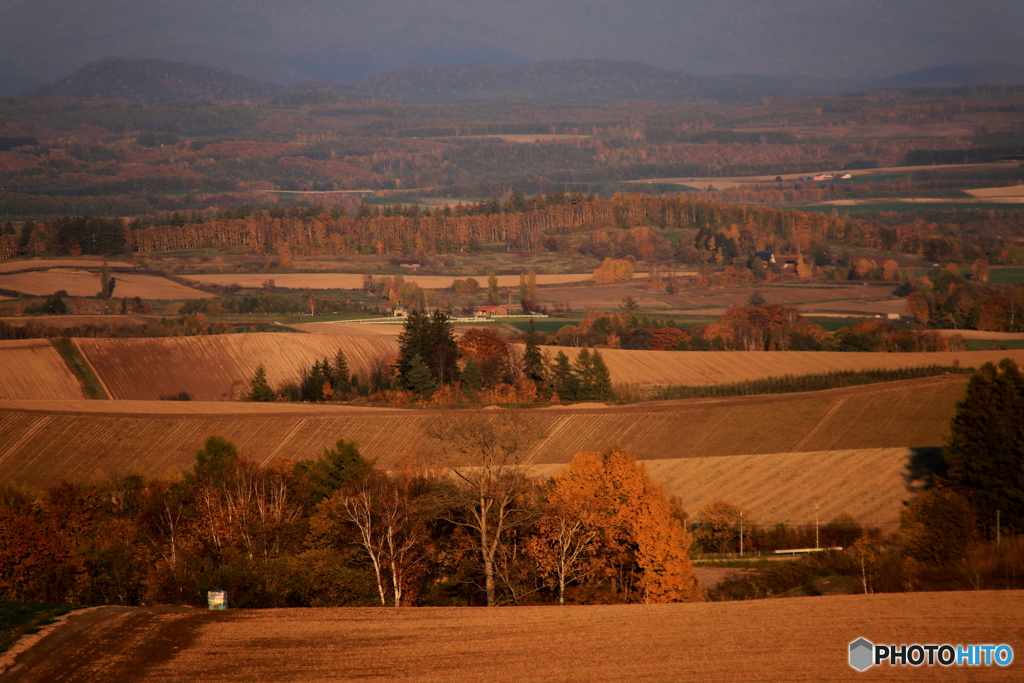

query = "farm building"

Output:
[[475, 305, 510, 318]]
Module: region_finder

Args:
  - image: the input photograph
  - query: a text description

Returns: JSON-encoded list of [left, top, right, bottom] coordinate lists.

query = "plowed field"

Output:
[[0, 376, 968, 497], [0, 269, 213, 299], [182, 272, 641, 290], [73, 331, 400, 400], [0, 339, 84, 400], [535, 448, 912, 526], [545, 348, 1024, 387], [0, 259, 136, 273], [4, 592, 1021, 682], [13, 325, 1015, 401]]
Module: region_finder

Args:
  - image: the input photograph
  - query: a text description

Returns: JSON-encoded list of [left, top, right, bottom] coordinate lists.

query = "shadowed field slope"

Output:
[[536, 448, 913, 526], [4, 592, 1021, 682], [11, 326, 1023, 400], [0, 376, 967, 494], [73, 331, 400, 400], [0, 340, 84, 400]]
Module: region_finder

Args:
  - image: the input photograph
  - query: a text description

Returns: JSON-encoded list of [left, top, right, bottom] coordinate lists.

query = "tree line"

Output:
[[6, 192, 1020, 263], [0, 418, 699, 608]]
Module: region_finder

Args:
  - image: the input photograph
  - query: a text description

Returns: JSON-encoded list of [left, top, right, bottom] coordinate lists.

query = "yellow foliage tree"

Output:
[[592, 258, 634, 284], [529, 447, 700, 603]]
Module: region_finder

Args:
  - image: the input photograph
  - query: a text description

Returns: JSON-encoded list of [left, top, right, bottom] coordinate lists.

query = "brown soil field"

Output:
[[937, 329, 1024, 340], [0, 314, 157, 328], [535, 448, 912, 527], [545, 348, 1024, 387], [632, 160, 1017, 190], [0, 258, 136, 273], [182, 271, 646, 290], [73, 331, 400, 401], [0, 339, 84, 400], [3, 592, 1020, 682], [966, 185, 1024, 198], [0, 269, 214, 299], [535, 281, 900, 313], [0, 376, 967, 493]]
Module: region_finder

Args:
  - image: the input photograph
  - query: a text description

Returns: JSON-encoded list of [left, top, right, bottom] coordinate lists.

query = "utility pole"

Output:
[[815, 500, 820, 550], [739, 512, 744, 558]]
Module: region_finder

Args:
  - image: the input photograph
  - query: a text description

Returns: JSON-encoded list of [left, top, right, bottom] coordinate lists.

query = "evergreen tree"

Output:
[[17, 218, 33, 255], [301, 358, 334, 401], [190, 435, 240, 488], [747, 290, 767, 307], [426, 309, 459, 384], [523, 319, 544, 383], [574, 348, 595, 399], [246, 364, 276, 402], [397, 310, 459, 387], [406, 353, 437, 397], [944, 359, 1024, 536], [296, 439, 372, 506], [460, 355, 483, 397], [487, 272, 500, 305], [333, 349, 351, 398], [589, 349, 614, 401], [552, 351, 580, 401]]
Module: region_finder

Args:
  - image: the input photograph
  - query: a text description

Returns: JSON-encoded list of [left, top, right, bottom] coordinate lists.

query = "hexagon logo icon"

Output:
[[849, 638, 874, 671]]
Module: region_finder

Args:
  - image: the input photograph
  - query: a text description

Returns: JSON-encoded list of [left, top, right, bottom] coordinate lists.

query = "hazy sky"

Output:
[[1, 0, 1021, 89]]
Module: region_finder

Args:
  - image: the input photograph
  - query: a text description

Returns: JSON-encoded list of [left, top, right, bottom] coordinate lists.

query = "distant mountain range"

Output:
[[24, 57, 284, 102], [20, 57, 1024, 104]]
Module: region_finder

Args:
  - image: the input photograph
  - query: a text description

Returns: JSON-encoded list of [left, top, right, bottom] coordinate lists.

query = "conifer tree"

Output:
[[333, 349, 351, 398], [460, 355, 483, 397], [574, 348, 595, 399], [487, 272, 500, 305], [406, 353, 436, 397], [296, 439, 372, 506], [589, 349, 614, 401], [944, 359, 1024, 536], [523, 319, 544, 383], [246, 364, 276, 402], [552, 351, 579, 401]]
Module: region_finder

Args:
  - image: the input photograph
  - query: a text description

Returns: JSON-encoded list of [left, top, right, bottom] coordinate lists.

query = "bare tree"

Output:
[[425, 411, 541, 606], [336, 474, 426, 607]]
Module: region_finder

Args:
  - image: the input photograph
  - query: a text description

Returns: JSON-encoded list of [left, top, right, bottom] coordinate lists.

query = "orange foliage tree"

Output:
[[528, 447, 700, 603]]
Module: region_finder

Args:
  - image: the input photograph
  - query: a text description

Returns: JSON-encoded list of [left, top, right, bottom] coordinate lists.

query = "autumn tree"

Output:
[[900, 488, 977, 567], [693, 501, 745, 554], [532, 448, 700, 603], [315, 472, 428, 606], [458, 327, 511, 387], [425, 411, 541, 606]]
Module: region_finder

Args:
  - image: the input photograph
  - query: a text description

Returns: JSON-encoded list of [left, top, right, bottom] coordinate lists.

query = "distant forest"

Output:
[[1, 71, 1023, 219]]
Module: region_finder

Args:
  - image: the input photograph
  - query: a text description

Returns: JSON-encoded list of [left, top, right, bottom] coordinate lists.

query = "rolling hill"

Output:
[[0, 376, 967, 511], [24, 57, 283, 102]]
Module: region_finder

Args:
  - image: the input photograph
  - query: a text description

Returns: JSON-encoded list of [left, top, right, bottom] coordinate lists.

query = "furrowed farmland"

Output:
[[0, 339, 85, 400], [0, 375, 967, 498], [16, 329, 1024, 400], [72, 331, 400, 400], [535, 447, 915, 526], [547, 347, 1024, 387], [0, 269, 215, 299], [6, 591, 1022, 682]]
